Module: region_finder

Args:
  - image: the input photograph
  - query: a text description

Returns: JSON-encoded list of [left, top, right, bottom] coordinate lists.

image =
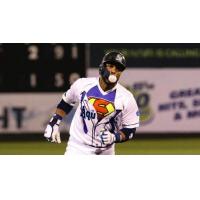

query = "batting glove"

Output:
[[99, 130, 121, 145], [44, 114, 62, 144]]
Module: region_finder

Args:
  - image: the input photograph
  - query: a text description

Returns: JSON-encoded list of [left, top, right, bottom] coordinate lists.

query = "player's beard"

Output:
[[101, 68, 118, 85]]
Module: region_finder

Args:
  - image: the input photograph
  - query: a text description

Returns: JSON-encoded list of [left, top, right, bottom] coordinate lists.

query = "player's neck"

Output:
[[99, 77, 116, 92]]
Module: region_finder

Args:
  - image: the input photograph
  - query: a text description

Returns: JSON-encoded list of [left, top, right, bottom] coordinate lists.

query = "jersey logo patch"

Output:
[[88, 97, 115, 121]]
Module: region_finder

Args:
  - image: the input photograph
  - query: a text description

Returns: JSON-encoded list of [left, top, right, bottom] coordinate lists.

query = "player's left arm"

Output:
[[115, 128, 137, 143], [121, 94, 139, 140], [100, 127, 137, 145], [116, 95, 139, 142], [100, 94, 139, 145]]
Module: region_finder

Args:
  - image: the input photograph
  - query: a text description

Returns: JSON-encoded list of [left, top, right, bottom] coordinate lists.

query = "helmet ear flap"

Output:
[[99, 63, 104, 76], [99, 62, 110, 83]]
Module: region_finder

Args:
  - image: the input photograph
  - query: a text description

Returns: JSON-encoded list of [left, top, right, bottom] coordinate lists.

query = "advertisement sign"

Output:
[[88, 68, 200, 133], [0, 93, 75, 133], [1, 68, 200, 133]]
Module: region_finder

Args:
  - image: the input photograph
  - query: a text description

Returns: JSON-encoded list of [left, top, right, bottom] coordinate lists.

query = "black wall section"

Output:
[[89, 43, 200, 67], [0, 44, 86, 92]]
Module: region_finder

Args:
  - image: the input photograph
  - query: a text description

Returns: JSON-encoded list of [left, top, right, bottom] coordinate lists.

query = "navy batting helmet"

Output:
[[99, 51, 126, 82], [99, 51, 126, 72]]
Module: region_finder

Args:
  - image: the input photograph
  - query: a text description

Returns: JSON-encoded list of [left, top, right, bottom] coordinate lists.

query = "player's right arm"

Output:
[[44, 79, 81, 143], [44, 100, 73, 143]]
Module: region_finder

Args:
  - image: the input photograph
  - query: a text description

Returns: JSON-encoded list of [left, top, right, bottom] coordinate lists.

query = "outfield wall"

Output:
[[0, 68, 200, 134]]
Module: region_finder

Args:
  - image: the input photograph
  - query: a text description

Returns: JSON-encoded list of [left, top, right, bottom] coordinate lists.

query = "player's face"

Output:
[[105, 63, 123, 80]]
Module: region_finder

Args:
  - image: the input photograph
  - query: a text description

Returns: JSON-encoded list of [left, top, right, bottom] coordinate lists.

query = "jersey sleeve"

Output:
[[62, 78, 82, 106], [121, 94, 140, 129]]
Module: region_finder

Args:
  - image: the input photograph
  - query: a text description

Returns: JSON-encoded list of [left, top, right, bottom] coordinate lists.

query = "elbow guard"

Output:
[[120, 128, 136, 142], [57, 99, 73, 114]]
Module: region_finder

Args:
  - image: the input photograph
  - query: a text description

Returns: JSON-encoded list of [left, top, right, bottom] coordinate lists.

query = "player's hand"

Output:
[[99, 130, 116, 145], [44, 124, 61, 144], [44, 114, 62, 144]]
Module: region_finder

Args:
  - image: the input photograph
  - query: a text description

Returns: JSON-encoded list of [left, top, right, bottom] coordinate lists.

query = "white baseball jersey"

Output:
[[63, 77, 139, 150]]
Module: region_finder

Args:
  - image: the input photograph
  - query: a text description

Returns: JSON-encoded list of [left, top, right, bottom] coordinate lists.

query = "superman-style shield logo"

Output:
[[88, 97, 115, 121]]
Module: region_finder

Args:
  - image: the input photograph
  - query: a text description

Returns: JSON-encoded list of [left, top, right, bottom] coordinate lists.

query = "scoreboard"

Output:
[[0, 44, 86, 92]]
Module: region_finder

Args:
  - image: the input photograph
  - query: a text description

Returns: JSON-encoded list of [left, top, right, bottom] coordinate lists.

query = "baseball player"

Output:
[[44, 51, 140, 155]]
